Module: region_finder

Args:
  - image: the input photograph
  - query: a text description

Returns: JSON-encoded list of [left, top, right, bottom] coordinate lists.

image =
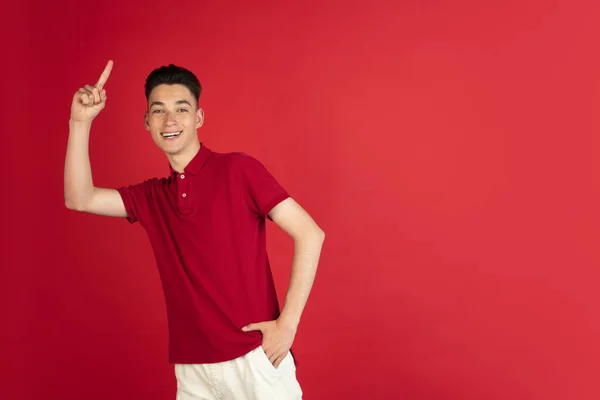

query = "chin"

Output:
[[152, 137, 182, 154], [160, 144, 185, 155]]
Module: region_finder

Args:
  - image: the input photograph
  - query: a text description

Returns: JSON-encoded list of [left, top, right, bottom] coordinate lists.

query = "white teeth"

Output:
[[161, 131, 181, 138]]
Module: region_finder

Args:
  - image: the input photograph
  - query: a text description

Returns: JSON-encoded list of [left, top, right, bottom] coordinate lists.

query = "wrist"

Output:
[[69, 118, 93, 127], [277, 313, 300, 331]]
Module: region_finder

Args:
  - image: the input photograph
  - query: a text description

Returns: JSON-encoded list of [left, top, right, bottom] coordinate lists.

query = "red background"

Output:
[[3, 1, 600, 399]]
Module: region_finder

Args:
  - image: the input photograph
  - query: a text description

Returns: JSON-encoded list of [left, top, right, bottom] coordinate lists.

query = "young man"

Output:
[[64, 61, 324, 399]]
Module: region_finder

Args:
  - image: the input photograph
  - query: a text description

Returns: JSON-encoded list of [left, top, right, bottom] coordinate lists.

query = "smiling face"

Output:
[[144, 83, 204, 156]]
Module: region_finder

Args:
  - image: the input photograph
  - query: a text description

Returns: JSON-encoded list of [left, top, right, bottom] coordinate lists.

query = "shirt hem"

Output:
[[168, 338, 263, 365]]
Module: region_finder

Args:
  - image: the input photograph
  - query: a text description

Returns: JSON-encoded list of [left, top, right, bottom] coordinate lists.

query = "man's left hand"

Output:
[[242, 318, 297, 368]]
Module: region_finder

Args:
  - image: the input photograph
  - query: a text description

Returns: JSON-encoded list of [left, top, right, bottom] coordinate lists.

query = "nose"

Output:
[[164, 111, 177, 125]]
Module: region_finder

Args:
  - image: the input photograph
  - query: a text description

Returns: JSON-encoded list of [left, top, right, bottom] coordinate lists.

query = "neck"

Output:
[[168, 141, 202, 173]]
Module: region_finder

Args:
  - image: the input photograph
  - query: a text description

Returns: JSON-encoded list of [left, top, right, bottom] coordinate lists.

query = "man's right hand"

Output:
[[70, 60, 113, 123]]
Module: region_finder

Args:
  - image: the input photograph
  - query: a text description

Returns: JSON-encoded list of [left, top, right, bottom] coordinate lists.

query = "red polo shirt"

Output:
[[116, 144, 289, 364]]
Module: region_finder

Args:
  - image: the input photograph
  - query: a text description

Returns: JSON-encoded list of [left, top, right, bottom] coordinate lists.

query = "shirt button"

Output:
[[180, 174, 185, 179], [182, 193, 187, 198]]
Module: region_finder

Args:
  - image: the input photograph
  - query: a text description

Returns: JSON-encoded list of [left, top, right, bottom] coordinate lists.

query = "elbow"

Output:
[[293, 226, 325, 245], [318, 227, 325, 241], [64, 199, 78, 211], [64, 196, 85, 212], [314, 226, 325, 244], [64, 196, 75, 210], [64, 187, 94, 212]]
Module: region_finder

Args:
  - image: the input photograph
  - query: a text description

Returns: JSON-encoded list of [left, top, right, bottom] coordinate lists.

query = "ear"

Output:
[[144, 111, 150, 130], [196, 108, 204, 129]]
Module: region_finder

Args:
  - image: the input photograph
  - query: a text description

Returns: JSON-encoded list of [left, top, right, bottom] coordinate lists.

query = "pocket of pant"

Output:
[[255, 347, 282, 378]]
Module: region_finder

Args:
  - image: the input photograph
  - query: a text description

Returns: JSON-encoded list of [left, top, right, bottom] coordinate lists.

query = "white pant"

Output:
[[174, 346, 303, 400]]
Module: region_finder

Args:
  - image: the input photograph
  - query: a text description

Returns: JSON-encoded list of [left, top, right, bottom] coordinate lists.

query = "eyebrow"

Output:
[[149, 100, 193, 108]]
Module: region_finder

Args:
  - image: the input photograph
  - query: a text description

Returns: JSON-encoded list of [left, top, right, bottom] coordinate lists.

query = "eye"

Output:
[[178, 108, 188, 113], [152, 109, 164, 114]]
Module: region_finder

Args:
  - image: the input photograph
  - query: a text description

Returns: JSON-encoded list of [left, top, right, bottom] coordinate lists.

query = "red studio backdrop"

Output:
[[2, 1, 600, 399]]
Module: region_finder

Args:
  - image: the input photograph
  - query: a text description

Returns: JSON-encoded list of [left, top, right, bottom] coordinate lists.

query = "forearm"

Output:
[[279, 229, 325, 329], [64, 120, 95, 210]]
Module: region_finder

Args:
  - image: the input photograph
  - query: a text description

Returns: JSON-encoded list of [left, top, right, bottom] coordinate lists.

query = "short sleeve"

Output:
[[237, 154, 289, 218], [116, 180, 152, 225]]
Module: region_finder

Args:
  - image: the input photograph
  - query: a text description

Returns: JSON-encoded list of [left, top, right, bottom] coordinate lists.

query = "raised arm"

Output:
[[64, 60, 127, 217]]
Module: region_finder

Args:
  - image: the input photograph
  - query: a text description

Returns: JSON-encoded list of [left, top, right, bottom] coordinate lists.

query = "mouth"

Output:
[[161, 131, 182, 139]]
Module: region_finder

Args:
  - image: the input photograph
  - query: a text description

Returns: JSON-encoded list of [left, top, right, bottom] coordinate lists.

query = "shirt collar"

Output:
[[169, 143, 211, 176]]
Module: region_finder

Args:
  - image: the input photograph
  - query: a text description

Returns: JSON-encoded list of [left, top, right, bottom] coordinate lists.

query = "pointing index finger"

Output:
[[95, 60, 113, 90]]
